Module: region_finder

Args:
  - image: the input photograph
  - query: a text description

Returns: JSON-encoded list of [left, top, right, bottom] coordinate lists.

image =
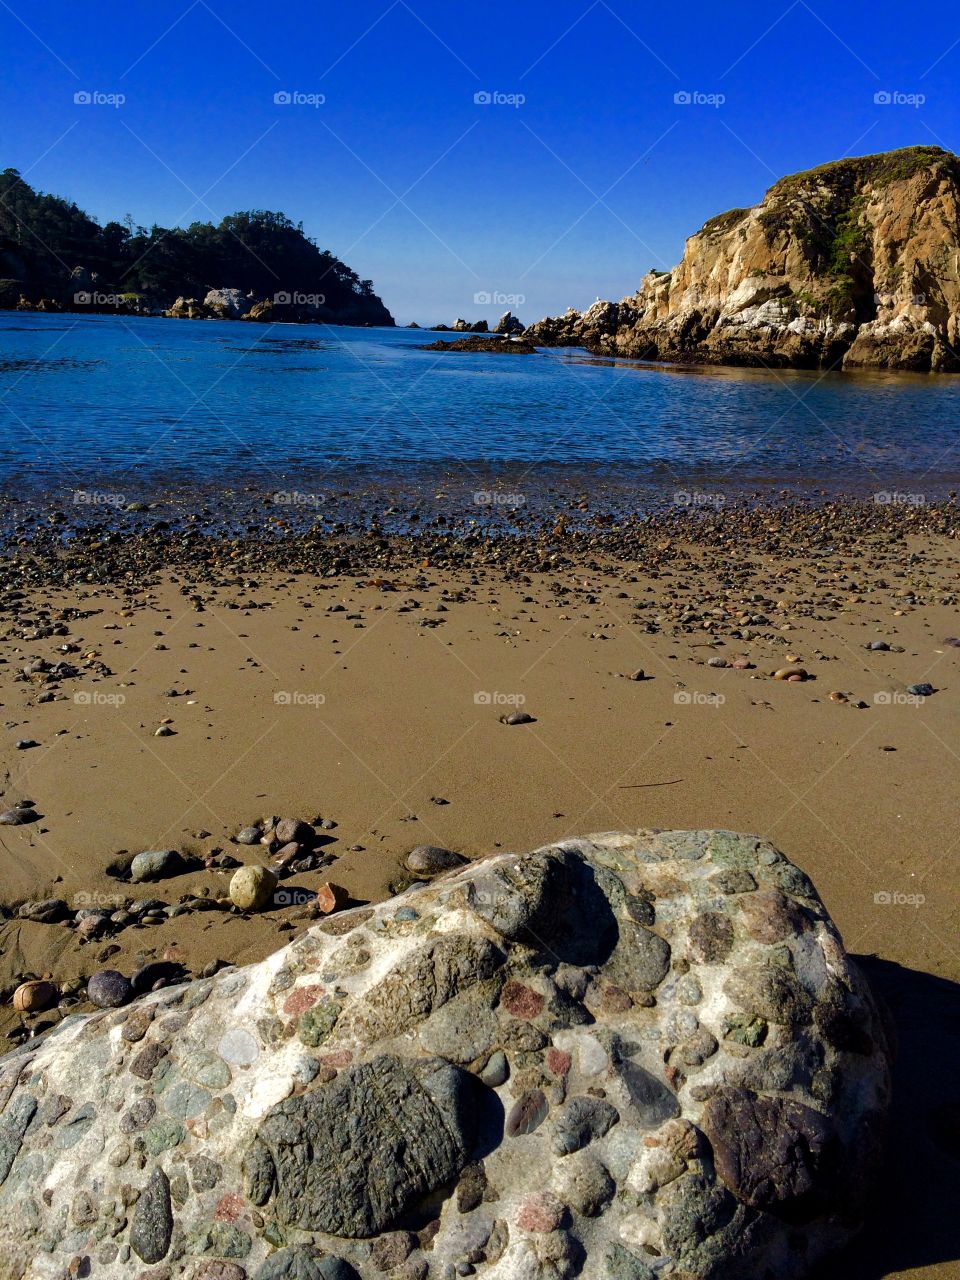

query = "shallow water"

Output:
[[0, 312, 958, 508]]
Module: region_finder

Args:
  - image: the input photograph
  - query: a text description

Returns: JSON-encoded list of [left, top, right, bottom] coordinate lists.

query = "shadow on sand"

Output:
[[812, 955, 960, 1279]]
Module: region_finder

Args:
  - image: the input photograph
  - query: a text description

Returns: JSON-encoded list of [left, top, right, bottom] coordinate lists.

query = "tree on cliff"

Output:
[[0, 169, 393, 324]]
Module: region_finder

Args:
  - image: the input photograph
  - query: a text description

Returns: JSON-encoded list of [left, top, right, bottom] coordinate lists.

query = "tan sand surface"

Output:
[[0, 525, 957, 1278]]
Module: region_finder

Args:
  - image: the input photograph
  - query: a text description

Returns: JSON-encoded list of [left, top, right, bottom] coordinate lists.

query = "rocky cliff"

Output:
[[526, 146, 960, 372]]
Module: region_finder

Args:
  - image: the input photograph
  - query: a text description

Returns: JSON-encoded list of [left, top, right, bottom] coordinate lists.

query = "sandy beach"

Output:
[[0, 499, 957, 1278]]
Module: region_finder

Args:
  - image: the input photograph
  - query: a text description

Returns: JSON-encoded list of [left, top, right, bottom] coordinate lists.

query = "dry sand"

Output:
[[0, 516, 957, 1278]]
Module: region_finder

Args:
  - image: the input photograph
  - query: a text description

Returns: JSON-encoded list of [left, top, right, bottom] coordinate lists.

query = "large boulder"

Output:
[[204, 287, 250, 320], [0, 830, 890, 1280]]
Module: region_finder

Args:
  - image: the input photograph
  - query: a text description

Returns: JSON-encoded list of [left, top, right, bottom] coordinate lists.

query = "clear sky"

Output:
[[2, 1, 957, 324]]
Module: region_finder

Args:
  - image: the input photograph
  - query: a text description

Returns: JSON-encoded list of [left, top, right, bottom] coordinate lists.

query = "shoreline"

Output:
[[1, 488, 956, 551]]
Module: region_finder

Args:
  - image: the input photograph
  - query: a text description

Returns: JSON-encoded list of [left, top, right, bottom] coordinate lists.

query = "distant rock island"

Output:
[[418, 334, 536, 354], [526, 146, 960, 372], [418, 312, 532, 352], [0, 168, 393, 327]]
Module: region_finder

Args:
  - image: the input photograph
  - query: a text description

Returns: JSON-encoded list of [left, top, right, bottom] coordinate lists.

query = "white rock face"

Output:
[[0, 830, 891, 1280], [203, 287, 249, 319]]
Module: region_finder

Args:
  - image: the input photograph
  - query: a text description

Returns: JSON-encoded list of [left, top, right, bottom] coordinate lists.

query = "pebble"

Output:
[[87, 970, 132, 1008], [501, 710, 534, 725], [316, 883, 349, 914], [130, 849, 185, 883], [236, 826, 262, 845], [405, 846, 468, 876], [908, 683, 935, 696], [154, 725, 174, 737], [15, 739, 38, 750], [12, 980, 58, 1012], [773, 667, 808, 681], [480, 1050, 509, 1087], [229, 865, 278, 911], [0, 806, 39, 825], [17, 898, 70, 923], [275, 817, 315, 845]]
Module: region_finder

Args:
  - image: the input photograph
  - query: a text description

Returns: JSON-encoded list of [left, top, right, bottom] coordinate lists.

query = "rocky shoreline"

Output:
[[1, 492, 955, 589], [525, 147, 960, 373]]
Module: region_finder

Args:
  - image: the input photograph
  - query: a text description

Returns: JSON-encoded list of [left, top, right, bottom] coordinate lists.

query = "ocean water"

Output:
[[0, 312, 958, 508]]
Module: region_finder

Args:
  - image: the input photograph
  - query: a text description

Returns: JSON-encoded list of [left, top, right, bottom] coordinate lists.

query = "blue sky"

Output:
[[2, 1, 957, 324]]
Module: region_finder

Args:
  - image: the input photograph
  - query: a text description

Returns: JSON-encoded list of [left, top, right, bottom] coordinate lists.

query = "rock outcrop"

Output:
[[204, 288, 251, 320], [493, 311, 526, 335], [0, 830, 891, 1279], [526, 146, 960, 371]]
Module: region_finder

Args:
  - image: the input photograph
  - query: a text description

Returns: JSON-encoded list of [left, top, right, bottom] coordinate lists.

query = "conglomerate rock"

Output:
[[0, 830, 891, 1279]]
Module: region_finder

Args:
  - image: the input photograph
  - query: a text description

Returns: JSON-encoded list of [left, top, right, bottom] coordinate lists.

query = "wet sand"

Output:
[[0, 502, 957, 1278]]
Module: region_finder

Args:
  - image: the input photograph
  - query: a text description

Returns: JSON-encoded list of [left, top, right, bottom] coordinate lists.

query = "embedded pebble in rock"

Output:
[[230, 864, 279, 911], [405, 845, 469, 876], [130, 1166, 173, 1262], [87, 969, 133, 1008], [0, 830, 891, 1280]]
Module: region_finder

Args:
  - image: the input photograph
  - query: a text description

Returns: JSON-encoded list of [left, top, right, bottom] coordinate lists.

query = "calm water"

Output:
[[1, 312, 958, 505]]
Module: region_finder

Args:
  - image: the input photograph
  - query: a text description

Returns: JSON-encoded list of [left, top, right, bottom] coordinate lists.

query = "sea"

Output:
[[1, 312, 957, 523]]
